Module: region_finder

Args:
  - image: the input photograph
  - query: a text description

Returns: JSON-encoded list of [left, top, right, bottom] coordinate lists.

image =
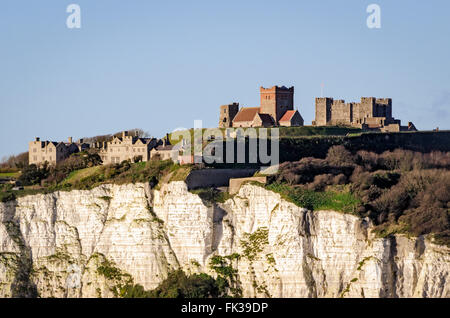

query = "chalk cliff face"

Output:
[[0, 182, 448, 298]]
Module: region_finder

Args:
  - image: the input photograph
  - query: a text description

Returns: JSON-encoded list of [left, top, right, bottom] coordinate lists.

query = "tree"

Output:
[[148, 270, 223, 298], [0, 152, 29, 170], [18, 163, 49, 186], [113, 128, 150, 138]]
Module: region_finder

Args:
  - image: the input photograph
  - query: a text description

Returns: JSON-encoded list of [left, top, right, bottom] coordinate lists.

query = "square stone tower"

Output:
[[219, 103, 240, 128], [314, 97, 333, 126], [260, 86, 294, 123]]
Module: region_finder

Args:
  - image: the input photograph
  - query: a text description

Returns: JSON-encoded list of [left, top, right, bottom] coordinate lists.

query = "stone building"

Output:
[[99, 131, 158, 164], [278, 110, 304, 127], [218, 86, 304, 128], [312, 97, 417, 132], [219, 103, 239, 128], [28, 137, 86, 166], [150, 136, 177, 161]]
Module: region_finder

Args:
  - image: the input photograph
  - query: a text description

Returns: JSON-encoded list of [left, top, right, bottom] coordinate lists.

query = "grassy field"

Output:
[[0, 172, 20, 179], [266, 183, 362, 215], [61, 166, 103, 185]]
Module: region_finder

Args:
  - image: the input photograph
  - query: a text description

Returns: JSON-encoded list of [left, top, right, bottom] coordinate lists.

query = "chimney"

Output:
[[122, 131, 128, 138], [166, 133, 170, 145], [68, 137, 73, 143], [35, 137, 40, 142], [79, 138, 84, 144]]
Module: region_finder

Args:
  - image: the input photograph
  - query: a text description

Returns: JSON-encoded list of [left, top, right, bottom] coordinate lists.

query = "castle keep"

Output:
[[313, 97, 417, 132], [219, 86, 304, 128]]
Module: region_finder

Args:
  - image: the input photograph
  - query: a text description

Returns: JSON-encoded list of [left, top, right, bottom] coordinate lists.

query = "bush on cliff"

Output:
[[0, 159, 185, 202], [18, 163, 50, 186], [267, 147, 450, 245], [120, 270, 226, 298]]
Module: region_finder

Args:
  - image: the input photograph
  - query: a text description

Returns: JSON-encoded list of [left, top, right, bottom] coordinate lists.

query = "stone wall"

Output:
[[279, 131, 450, 162], [185, 168, 258, 189], [314, 98, 332, 126], [314, 97, 403, 131], [219, 103, 239, 128], [330, 100, 352, 125]]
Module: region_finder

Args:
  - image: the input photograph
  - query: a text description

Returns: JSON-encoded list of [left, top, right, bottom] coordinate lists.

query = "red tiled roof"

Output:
[[279, 110, 297, 122], [233, 107, 260, 122]]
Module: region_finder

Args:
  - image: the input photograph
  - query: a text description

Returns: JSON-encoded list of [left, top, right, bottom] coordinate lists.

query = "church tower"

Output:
[[260, 86, 294, 123]]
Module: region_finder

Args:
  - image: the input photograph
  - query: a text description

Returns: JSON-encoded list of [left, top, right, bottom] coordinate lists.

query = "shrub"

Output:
[[266, 183, 361, 214], [326, 145, 355, 166], [306, 174, 334, 191], [148, 270, 224, 298], [190, 188, 230, 204], [0, 191, 16, 203], [267, 149, 450, 245], [18, 163, 50, 186], [120, 284, 153, 298]]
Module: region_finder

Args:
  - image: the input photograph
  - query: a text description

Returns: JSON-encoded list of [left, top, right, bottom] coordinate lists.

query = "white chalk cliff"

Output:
[[0, 182, 448, 298]]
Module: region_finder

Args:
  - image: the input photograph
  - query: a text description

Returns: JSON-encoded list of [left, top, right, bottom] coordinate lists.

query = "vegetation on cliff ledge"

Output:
[[120, 270, 229, 298], [0, 158, 192, 202], [266, 146, 450, 245]]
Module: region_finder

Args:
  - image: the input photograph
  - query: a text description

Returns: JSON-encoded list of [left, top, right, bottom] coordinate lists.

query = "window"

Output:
[[33, 156, 37, 161], [33, 148, 37, 153]]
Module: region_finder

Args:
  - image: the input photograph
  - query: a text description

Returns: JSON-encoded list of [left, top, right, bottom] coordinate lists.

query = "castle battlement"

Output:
[[313, 96, 416, 132], [260, 86, 294, 93]]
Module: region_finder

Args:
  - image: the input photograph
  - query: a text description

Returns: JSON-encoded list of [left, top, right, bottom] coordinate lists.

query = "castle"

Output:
[[312, 97, 417, 132], [29, 85, 418, 167], [219, 86, 304, 128]]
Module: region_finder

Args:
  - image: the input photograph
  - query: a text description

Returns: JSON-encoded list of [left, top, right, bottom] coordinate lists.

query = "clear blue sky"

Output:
[[1, 0, 449, 159]]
